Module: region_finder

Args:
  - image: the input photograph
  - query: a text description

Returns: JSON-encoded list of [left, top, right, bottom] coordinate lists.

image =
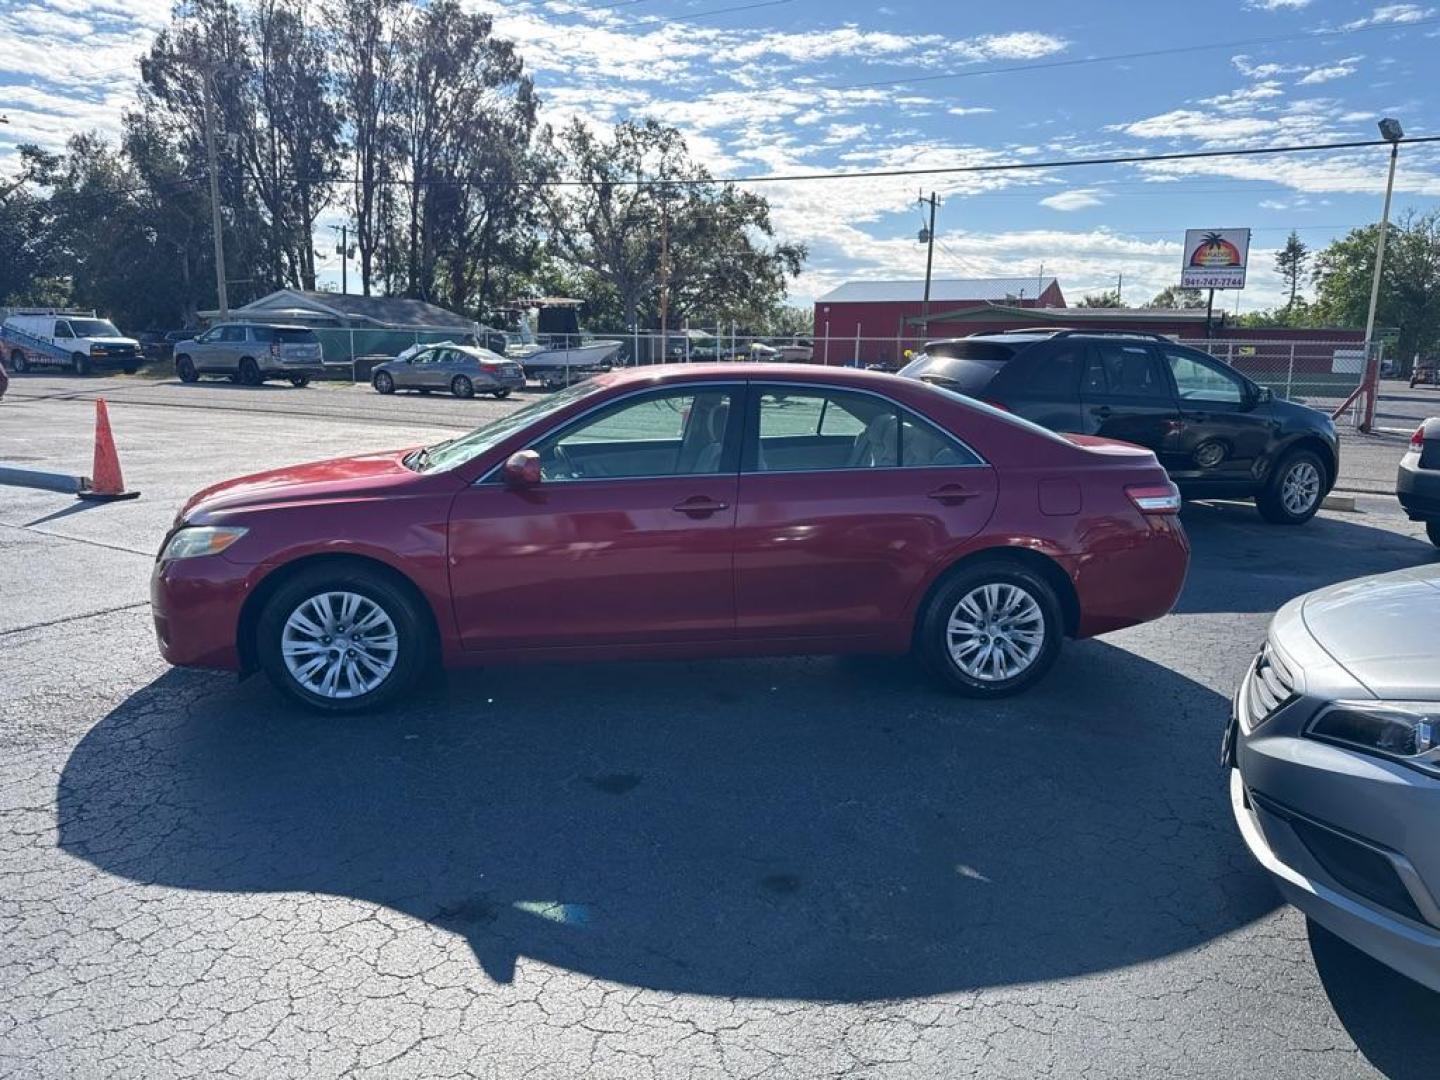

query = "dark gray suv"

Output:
[[900, 329, 1340, 525]]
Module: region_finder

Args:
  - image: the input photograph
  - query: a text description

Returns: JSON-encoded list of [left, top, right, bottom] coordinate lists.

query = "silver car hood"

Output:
[[1298, 564, 1440, 700]]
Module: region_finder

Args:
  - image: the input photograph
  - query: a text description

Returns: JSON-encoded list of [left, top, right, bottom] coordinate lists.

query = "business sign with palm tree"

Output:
[[1180, 228, 1251, 290]]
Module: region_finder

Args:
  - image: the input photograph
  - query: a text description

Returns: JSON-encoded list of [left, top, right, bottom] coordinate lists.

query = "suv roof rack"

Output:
[[982, 327, 1173, 343]]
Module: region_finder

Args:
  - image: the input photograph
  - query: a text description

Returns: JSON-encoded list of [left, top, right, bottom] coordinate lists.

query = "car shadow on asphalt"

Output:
[[1173, 500, 1438, 615], [57, 640, 1279, 1002], [1308, 919, 1440, 1078]]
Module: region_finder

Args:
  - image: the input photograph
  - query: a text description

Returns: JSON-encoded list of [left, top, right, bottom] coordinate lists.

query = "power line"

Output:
[[605, 0, 793, 28], [280, 135, 1440, 188]]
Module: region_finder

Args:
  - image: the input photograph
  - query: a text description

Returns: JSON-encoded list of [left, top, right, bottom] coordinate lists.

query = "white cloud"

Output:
[[1039, 189, 1103, 211], [947, 106, 995, 116], [1245, 0, 1310, 9], [1297, 56, 1362, 84], [1345, 4, 1435, 29]]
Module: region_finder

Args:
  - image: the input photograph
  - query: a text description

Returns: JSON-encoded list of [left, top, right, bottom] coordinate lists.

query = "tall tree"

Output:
[[1275, 229, 1309, 311], [1076, 289, 1123, 308], [1313, 211, 1440, 368], [545, 119, 804, 329], [328, 0, 406, 296]]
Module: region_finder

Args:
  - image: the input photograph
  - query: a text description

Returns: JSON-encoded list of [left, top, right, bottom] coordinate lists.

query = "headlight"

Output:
[[1307, 701, 1440, 776], [160, 525, 248, 561]]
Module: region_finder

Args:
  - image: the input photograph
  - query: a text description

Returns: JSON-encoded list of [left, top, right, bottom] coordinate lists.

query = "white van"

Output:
[[1, 311, 142, 375]]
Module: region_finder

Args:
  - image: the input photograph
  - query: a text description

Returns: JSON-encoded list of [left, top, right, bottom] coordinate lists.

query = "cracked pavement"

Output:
[[3, 376, 1440, 1078]]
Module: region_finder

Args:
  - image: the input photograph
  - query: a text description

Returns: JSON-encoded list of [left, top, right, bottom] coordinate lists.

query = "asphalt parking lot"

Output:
[[3, 372, 1440, 1079]]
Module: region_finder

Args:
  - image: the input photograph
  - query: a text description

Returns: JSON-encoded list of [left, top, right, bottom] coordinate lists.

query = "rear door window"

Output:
[[1019, 345, 1084, 397], [1082, 343, 1171, 400]]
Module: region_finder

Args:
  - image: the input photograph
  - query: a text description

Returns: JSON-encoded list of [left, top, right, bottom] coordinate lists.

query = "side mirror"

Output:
[[1254, 385, 1273, 405], [503, 450, 542, 487]]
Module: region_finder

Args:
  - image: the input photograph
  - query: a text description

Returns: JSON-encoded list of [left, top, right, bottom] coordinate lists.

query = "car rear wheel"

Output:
[[72, 352, 91, 376], [9, 350, 28, 374], [1427, 521, 1440, 548], [918, 561, 1063, 697], [176, 355, 198, 382], [1257, 449, 1325, 525], [451, 374, 474, 399], [256, 566, 430, 713], [492, 388, 511, 400], [289, 376, 310, 388], [237, 357, 262, 386], [373, 370, 394, 394]]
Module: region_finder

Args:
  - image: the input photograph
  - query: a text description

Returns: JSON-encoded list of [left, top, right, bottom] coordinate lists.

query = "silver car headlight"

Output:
[[1307, 701, 1440, 776], [160, 525, 248, 561]]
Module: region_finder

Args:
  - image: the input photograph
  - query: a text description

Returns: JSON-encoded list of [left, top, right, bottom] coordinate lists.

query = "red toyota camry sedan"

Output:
[[152, 364, 1190, 712]]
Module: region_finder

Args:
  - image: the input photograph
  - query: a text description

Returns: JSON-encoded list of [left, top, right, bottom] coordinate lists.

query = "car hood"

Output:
[[180, 449, 441, 522], [1300, 563, 1440, 700], [88, 336, 140, 347]]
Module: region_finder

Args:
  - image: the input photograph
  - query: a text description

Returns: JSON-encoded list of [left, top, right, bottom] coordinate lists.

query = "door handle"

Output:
[[672, 497, 730, 517], [927, 485, 977, 506]]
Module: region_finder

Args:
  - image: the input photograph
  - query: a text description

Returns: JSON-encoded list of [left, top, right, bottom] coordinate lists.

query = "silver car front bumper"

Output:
[[1230, 652, 1440, 992]]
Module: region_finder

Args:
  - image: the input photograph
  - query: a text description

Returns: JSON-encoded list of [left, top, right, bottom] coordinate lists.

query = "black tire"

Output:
[[451, 374, 474, 399], [9, 350, 28, 374], [72, 352, 91, 376], [373, 370, 395, 395], [1427, 521, 1440, 549], [176, 355, 198, 383], [255, 564, 431, 714], [289, 376, 310, 388], [917, 559, 1064, 697], [1256, 449, 1326, 525], [122, 365, 138, 375], [238, 356, 262, 386], [492, 388, 511, 400]]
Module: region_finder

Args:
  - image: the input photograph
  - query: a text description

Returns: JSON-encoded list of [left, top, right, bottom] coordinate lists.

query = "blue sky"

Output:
[[2, 0, 1439, 311]]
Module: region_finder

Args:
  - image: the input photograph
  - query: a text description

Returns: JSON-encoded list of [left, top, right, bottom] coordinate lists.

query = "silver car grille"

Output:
[[1243, 643, 1296, 732]]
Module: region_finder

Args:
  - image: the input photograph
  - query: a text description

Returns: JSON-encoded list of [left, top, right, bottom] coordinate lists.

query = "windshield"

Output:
[[413, 379, 607, 473], [899, 341, 1017, 393], [67, 319, 122, 337]]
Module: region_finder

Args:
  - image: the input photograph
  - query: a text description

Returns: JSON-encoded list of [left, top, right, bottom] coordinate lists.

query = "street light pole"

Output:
[[1361, 118, 1403, 432]]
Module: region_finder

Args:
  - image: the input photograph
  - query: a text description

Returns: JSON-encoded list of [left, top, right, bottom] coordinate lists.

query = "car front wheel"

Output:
[[1257, 449, 1325, 524], [373, 370, 394, 394], [176, 355, 198, 382], [256, 566, 430, 713], [918, 561, 1063, 697], [72, 352, 91, 376]]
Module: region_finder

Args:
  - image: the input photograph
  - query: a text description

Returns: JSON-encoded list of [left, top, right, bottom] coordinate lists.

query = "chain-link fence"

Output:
[[1176, 338, 1376, 418]]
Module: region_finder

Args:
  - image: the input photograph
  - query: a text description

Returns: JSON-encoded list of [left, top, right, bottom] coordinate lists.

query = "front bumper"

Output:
[[1397, 452, 1440, 520], [1230, 671, 1440, 992], [151, 554, 256, 671]]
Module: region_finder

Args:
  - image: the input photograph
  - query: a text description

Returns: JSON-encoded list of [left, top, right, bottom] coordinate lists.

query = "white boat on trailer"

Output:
[[494, 298, 622, 389]]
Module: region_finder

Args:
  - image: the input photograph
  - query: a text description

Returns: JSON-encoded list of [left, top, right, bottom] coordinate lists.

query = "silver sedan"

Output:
[[1226, 563, 1440, 991], [370, 345, 526, 399]]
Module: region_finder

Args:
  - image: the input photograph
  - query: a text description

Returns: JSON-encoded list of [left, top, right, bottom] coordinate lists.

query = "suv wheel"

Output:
[[175, 355, 198, 383], [289, 376, 310, 388], [237, 357, 262, 386], [256, 566, 430, 713], [1257, 449, 1325, 525], [917, 561, 1063, 697]]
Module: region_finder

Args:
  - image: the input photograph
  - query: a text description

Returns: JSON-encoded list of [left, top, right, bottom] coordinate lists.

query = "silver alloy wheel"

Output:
[[281, 591, 399, 700], [946, 583, 1045, 682], [1280, 460, 1322, 516]]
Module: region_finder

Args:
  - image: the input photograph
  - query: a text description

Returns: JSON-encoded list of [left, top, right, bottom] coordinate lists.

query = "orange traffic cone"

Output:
[[78, 399, 140, 501]]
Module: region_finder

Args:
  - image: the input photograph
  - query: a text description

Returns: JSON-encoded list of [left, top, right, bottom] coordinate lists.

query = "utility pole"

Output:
[[1116, 272, 1123, 305], [658, 186, 671, 358], [332, 224, 350, 294], [198, 64, 229, 319], [918, 191, 938, 336]]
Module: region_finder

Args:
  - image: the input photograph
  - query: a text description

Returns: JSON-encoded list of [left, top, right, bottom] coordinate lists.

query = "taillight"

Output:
[[480, 362, 499, 372], [1411, 425, 1426, 452], [1126, 482, 1182, 514]]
